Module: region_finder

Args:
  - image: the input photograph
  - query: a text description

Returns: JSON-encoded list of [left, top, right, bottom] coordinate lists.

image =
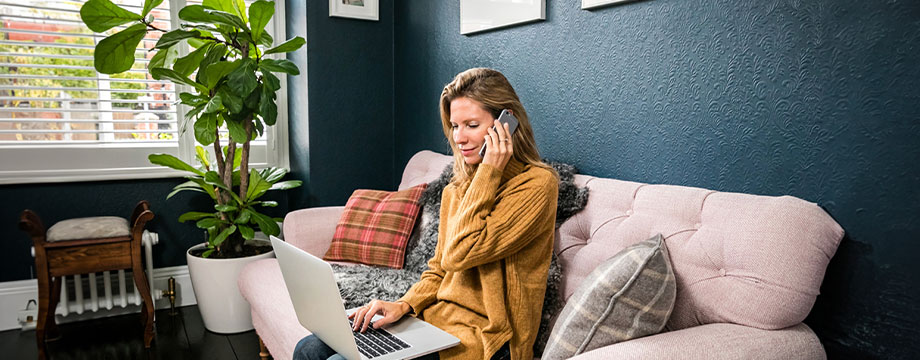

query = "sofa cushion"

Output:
[[555, 177, 844, 331], [543, 234, 676, 360], [323, 184, 427, 269]]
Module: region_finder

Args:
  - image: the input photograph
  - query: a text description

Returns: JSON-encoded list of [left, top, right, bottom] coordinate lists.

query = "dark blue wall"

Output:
[[393, 0, 919, 358], [288, 0, 395, 208], [0, 179, 288, 282]]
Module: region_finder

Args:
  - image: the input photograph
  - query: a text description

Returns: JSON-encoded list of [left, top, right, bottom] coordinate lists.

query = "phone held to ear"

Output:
[[479, 109, 520, 157]]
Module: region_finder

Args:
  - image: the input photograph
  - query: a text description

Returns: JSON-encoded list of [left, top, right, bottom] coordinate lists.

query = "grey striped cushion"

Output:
[[543, 234, 676, 359]]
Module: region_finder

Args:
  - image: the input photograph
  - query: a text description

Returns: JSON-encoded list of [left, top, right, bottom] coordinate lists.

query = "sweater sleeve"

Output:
[[397, 193, 451, 315], [440, 164, 557, 272]]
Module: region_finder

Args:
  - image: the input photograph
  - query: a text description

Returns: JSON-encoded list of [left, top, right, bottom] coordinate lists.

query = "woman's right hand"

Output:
[[348, 299, 411, 332]]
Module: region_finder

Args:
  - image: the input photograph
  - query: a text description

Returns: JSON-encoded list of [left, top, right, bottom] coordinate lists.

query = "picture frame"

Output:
[[582, 0, 633, 10], [329, 0, 378, 21], [460, 0, 545, 35]]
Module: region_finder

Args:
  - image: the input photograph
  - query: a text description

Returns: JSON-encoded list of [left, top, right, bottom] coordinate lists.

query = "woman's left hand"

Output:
[[481, 121, 513, 170]]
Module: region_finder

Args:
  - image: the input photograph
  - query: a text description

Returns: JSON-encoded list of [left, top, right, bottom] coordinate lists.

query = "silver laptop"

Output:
[[271, 236, 460, 360]]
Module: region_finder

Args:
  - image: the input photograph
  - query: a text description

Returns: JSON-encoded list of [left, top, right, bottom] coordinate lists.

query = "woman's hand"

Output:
[[348, 299, 411, 333], [481, 120, 513, 170]]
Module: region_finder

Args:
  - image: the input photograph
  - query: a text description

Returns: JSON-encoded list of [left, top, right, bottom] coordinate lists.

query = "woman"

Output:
[[295, 68, 558, 360]]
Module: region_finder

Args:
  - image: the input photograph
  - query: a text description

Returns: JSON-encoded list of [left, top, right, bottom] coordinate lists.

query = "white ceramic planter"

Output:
[[186, 242, 274, 334]]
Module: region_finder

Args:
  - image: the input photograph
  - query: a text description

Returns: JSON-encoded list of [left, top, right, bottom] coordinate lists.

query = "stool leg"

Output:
[[46, 276, 62, 341], [35, 267, 50, 360], [132, 258, 155, 347], [259, 336, 271, 360]]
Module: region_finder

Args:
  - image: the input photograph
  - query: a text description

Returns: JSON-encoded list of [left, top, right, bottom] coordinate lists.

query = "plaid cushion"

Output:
[[543, 234, 676, 359], [323, 184, 427, 269]]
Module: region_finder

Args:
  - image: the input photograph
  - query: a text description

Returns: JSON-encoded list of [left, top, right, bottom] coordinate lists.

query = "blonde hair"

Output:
[[439, 68, 554, 184]]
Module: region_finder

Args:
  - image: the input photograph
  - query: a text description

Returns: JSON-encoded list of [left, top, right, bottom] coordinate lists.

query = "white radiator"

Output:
[[34, 231, 162, 318]]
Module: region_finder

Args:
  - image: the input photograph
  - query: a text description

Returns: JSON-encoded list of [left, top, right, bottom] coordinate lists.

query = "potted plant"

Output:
[[79, 0, 304, 333]]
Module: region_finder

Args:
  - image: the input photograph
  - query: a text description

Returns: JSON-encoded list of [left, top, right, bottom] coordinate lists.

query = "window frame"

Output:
[[0, 0, 291, 185]]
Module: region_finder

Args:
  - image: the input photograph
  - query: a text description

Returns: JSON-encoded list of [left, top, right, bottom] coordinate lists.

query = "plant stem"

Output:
[[239, 117, 253, 201]]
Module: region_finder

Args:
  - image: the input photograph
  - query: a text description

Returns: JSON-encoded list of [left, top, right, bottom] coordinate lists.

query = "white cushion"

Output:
[[46, 216, 130, 242]]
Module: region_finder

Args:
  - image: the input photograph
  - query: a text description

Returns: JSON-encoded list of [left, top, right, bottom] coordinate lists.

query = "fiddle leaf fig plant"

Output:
[[80, 0, 304, 258]]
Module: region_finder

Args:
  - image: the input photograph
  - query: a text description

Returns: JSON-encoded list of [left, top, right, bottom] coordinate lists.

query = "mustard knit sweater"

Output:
[[399, 159, 558, 360]]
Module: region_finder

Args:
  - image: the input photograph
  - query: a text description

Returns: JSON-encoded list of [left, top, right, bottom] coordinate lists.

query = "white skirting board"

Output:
[[0, 265, 196, 332]]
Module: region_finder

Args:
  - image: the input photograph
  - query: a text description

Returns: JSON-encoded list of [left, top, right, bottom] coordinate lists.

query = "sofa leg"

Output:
[[259, 336, 271, 360]]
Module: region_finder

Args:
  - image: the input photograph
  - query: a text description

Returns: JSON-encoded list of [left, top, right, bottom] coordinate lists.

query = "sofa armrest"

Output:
[[568, 323, 824, 360], [282, 206, 345, 258]]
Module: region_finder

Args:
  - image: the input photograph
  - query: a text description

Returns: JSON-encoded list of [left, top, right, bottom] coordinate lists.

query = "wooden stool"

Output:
[[19, 201, 155, 360]]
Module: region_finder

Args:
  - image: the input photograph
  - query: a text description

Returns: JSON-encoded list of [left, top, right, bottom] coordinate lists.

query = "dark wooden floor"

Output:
[[0, 305, 262, 360]]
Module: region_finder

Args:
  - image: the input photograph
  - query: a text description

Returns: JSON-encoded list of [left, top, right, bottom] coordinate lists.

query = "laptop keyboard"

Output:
[[348, 319, 411, 359]]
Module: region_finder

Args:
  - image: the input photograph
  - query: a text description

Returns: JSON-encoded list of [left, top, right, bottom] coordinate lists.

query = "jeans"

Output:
[[293, 334, 511, 360]]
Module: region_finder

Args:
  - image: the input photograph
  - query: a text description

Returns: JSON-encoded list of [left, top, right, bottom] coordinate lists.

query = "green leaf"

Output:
[[187, 177, 218, 199], [225, 117, 248, 143], [246, 169, 272, 201], [227, 58, 258, 97], [148, 153, 204, 176], [217, 86, 243, 114], [259, 31, 273, 47], [244, 85, 261, 110], [259, 201, 278, 207], [269, 180, 302, 191], [215, 204, 238, 212], [259, 58, 299, 75], [262, 71, 281, 91], [148, 45, 178, 74], [196, 217, 222, 229], [259, 85, 277, 125], [212, 225, 237, 246], [167, 186, 206, 199], [180, 92, 208, 107], [245, 209, 280, 236], [259, 167, 287, 183], [203, 92, 223, 114], [234, 209, 251, 224], [202, 248, 215, 258], [201, 44, 228, 68], [263, 36, 305, 55], [80, 0, 142, 33], [203, 60, 241, 89], [174, 43, 211, 76], [179, 5, 247, 30], [179, 211, 215, 223], [249, 1, 274, 44], [142, 0, 164, 18], [155, 29, 200, 49], [204, 171, 231, 191], [94, 23, 147, 74], [238, 224, 255, 240], [151, 68, 208, 93], [233, 0, 249, 23], [195, 146, 211, 169], [204, 0, 246, 22], [194, 112, 218, 145]]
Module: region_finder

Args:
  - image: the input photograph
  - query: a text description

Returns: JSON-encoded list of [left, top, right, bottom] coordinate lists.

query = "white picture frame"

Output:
[[582, 0, 633, 10], [329, 0, 378, 21], [460, 0, 545, 35]]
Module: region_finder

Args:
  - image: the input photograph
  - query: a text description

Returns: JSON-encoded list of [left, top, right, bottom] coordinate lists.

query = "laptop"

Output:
[[271, 236, 460, 360]]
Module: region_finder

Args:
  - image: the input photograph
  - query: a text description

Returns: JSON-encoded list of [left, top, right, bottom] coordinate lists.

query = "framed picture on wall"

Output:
[[460, 0, 545, 35], [582, 0, 633, 10], [329, 0, 378, 21]]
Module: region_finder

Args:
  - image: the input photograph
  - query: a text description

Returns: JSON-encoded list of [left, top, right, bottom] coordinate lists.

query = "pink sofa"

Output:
[[238, 150, 843, 360]]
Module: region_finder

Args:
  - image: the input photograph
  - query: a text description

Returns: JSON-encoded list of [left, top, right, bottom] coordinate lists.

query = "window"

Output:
[[0, 0, 290, 184]]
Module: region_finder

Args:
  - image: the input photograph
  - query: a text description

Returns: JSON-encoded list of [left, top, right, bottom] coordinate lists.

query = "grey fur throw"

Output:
[[331, 161, 589, 355]]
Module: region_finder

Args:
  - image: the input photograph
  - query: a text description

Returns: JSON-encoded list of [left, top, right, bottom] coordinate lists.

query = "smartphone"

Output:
[[479, 109, 520, 157]]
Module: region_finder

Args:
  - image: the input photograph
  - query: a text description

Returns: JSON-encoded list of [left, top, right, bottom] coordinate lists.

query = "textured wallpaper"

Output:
[[394, 0, 920, 357]]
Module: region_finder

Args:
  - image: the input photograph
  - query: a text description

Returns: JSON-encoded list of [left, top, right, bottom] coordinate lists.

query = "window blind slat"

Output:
[[0, 118, 177, 123], [0, 97, 174, 104], [0, 74, 168, 84]]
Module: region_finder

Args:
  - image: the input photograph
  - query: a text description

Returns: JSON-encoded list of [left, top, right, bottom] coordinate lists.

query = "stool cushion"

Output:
[[47, 216, 131, 242]]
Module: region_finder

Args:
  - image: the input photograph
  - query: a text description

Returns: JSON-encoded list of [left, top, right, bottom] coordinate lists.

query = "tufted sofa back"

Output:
[[556, 175, 844, 331], [399, 151, 844, 331]]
